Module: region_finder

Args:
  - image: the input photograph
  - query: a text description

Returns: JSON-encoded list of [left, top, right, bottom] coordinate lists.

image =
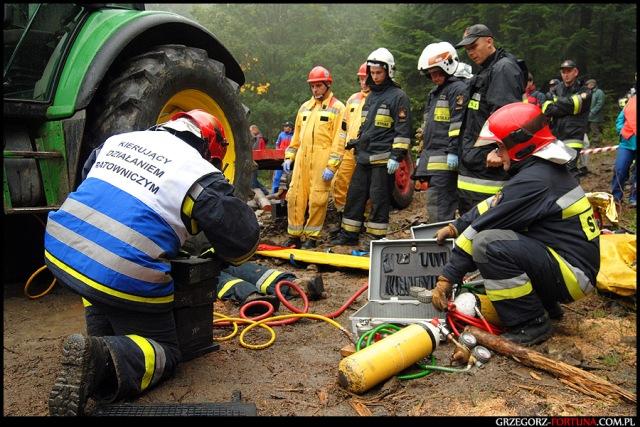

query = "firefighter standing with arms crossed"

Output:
[[431, 103, 600, 345], [541, 59, 592, 181], [283, 66, 347, 248], [454, 24, 525, 214], [331, 48, 412, 245], [414, 42, 469, 222]]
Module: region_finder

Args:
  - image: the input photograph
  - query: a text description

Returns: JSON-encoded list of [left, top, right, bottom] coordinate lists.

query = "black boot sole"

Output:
[[49, 334, 93, 416]]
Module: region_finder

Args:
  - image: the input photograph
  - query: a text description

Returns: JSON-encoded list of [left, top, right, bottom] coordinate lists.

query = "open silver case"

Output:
[[349, 238, 454, 338]]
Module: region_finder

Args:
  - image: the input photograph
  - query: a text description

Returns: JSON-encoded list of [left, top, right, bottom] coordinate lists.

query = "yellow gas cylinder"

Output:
[[338, 323, 440, 394]]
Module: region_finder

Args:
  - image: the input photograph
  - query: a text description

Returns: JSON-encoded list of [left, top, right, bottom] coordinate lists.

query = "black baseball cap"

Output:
[[283, 121, 293, 127], [455, 24, 493, 48], [548, 78, 560, 86], [560, 59, 577, 69]]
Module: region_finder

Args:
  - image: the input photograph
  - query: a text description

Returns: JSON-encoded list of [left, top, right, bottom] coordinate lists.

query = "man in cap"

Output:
[[453, 24, 526, 214], [586, 79, 605, 146], [541, 60, 591, 180]]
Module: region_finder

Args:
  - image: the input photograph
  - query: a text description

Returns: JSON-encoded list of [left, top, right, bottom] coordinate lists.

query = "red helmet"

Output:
[[170, 109, 228, 161], [307, 66, 332, 84], [357, 62, 367, 77], [476, 102, 556, 161]]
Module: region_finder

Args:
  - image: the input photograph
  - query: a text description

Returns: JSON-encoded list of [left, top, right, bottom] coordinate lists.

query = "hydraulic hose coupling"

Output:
[[338, 322, 440, 394]]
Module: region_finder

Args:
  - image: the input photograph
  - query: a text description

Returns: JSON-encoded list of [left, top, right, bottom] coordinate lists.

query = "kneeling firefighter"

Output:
[[431, 102, 600, 345], [45, 109, 259, 415]]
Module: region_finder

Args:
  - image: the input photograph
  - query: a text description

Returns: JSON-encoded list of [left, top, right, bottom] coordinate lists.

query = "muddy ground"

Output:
[[3, 150, 636, 417]]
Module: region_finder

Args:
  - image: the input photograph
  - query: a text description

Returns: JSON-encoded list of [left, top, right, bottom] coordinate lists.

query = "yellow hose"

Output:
[[213, 312, 277, 349], [239, 313, 353, 350], [214, 311, 352, 350], [24, 265, 57, 300]]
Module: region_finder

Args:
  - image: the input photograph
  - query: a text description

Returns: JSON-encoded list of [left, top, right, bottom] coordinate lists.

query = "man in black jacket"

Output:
[[542, 59, 591, 180], [415, 41, 469, 221], [431, 103, 600, 346], [331, 47, 412, 245], [454, 24, 525, 214]]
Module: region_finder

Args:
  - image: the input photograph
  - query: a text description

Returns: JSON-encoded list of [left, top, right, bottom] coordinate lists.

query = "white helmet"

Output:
[[417, 42, 459, 76], [454, 62, 473, 79], [367, 47, 396, 79]]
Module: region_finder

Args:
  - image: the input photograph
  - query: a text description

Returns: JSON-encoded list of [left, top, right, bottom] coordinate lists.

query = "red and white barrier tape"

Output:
[[581, 145, 619, 155]]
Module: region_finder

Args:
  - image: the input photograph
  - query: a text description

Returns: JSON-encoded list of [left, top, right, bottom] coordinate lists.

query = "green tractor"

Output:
[[3, 3, 252, 214], [3, 3, 252, 277]]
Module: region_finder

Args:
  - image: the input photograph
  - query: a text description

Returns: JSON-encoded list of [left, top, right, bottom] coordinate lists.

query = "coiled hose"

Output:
[[214, 280, 369, 349]]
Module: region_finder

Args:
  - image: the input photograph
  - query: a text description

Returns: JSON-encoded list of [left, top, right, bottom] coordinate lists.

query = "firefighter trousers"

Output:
[[426, 173, 458, 222], [471, 230, 594, 327], [341, 164, 394, 238], [331, 149, 356, 212], [216, 263, 296, 303], [84, 300, 180, 402]]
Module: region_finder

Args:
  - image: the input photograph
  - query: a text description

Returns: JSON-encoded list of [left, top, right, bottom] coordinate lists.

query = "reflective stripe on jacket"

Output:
[[444, 156, 600, 286], [44, 131, 215, 312], [421, 76, 468, 175]]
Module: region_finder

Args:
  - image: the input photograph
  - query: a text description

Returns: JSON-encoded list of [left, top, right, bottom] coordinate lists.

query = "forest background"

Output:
[[149, 3, 637, 143]]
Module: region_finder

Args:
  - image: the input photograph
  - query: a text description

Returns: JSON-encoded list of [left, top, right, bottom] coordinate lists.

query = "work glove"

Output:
[[431, 276, 453, 311], [282, 159, 292, 173], [345, 138, 359, 150], [387, 158, 400, 175], [446, 153, 458, 169], [434, 223, 458, 245], [321, 167, 335, 181]]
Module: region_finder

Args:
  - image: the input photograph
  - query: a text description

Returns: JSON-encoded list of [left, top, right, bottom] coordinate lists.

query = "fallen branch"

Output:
[[466, 326, 636, 404], [253, 188, 272, 212]]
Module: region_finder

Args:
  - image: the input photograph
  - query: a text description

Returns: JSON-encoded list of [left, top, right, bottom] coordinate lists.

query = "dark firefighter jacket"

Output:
[[458, 48, 524, 182], [44, 129, 259, 313], [421, 76, 469, 174], [542, 79, 591, 148], [443, 156, 600, 289], [355, 79, 412, 166]]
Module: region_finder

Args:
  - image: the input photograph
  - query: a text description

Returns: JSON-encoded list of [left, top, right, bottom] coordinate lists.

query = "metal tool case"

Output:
[[349, 238, 453, 338]]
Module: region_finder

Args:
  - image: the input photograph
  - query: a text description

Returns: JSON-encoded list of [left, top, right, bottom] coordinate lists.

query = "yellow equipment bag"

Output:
[[596, 233, 637, 296]]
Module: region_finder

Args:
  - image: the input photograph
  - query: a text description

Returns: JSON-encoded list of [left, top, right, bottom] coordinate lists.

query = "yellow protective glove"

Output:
[[431, 276, 453, 311], [434, 223, 458, 245]]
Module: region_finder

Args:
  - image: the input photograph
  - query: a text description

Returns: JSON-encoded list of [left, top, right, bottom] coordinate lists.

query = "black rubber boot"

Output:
[[544, 301, 564, 320], [501, 314, 553, 346], [241, 293, 280, 317], [283, 237, 301, 249], [301, 239, 318, 249], [330, 231, 359, 246], [49, 334, 112, 416]]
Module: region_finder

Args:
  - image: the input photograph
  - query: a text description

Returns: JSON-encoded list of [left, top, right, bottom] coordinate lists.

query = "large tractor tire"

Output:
[[82, 44, 252, 199], [391, 155, 415, 209]]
